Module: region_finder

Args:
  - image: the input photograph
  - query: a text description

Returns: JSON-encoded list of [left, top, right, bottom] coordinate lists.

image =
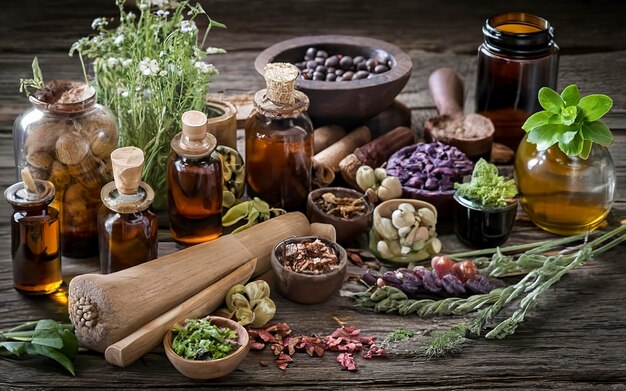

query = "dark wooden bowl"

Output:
[[255, 35, 413, 127]]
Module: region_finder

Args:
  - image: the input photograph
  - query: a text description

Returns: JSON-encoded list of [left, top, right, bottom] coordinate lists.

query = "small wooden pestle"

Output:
[[424, 68, 495, 160]]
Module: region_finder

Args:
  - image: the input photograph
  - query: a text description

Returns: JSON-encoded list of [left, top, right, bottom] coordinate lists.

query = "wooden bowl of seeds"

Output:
[[271, 236, 347, 304]]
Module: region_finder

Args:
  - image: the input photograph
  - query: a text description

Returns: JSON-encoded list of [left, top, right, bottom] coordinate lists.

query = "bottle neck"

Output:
[[482, 12, 555, 56], [101, 182, 154, 214], [171, 132, 217, 159]]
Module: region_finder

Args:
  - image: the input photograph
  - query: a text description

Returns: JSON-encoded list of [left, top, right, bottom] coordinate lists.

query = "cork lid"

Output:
[[182, 110, 208, 141], [264, 63, 299, 105], [5, 167, 56, 208], [111, 146, 144, 195]]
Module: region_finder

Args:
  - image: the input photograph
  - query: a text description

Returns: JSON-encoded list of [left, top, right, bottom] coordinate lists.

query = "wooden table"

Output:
[[2, 0, 626, 389]]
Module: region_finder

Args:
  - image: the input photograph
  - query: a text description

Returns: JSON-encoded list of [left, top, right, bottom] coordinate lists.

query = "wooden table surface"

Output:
[[2, 0, 626, 389]]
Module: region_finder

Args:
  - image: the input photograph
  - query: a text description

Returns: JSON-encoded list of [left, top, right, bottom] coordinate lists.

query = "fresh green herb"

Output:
[[522, 84, 613, 159], [381, 328, 415, 347], [70, 0, 226, 209], [454, 158, 517, 207], [425, 324, 468, 359], [18, 57, 45, 97], [0, 319, 79, 376], [172, 319, 239, 360]]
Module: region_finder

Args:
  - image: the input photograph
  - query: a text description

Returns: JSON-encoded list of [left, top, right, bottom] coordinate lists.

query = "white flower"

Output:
[[143, 89, 152, 99], [121, 58, 133, 67], [117, 87, 129, 98], [139, 58, 160, 76], [159, 70, 168, 76], [91, 17, 107, 30], [194, 61, 218, 75], [114, 34, 124, 46], [180, 20, 197, 33], [107, 58, 120, 68], [126, 12, 136, 20], [205, 47, 227, 55], [156, 10, 170, 17], [159, 51, 166, 58]]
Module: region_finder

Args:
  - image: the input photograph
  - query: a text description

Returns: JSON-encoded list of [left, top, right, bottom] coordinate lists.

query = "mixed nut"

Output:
[[280, 239, 340, 275], [295, 47, 393, 82]]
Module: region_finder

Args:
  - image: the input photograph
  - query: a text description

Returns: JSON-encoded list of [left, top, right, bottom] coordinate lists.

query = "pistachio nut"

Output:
[[391, 209, 415, 229], [377, 176, 403, 201], [376, 217, 399, 241], [356, 165, 376, 192]]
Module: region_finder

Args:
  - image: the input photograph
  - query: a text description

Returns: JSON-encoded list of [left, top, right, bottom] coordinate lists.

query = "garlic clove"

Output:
[[418, 208, 437, 227], [376, 217, 399, 240], [397, 203, 416, 213], [397, 226, 412, 237], [391, 209, 415, 229]]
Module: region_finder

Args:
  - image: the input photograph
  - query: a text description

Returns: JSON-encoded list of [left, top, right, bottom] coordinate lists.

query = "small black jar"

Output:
[[453, 193, 517, 248]]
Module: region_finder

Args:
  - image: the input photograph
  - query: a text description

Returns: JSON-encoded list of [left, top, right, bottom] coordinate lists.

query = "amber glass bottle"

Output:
[[168, 110, 223, 245], [5, 169, 62, 295], [245, 63, 313, 211], [475, 13, 559, 150], [98, 147, 158, 274]]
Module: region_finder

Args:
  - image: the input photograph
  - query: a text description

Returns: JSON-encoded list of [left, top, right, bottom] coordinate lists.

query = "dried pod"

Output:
[[249, 297, 276, 328], [377, 176, 403, 201], [235, 306, 255, 326], [78, 108, 118, 139], [56, 131, 89, 165], [225, 284, 247, 312], [245, 280, 271, 301], [391, 209, 415, 229], [90, 130, 118, 159], [356, 165, 376, 191], [418, 207, 437, 227], [374, 167, 388, 181], [376, 217, 399, 241], [24, 120, 67, 169]]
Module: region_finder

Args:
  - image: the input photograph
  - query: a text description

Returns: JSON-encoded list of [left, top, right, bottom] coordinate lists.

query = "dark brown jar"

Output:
[[245, 63, 314, 211], [167, 111, 223, 245], [98, 147, 158, 274], [475, 13, 559, 151], [5, 169, 62, 295]]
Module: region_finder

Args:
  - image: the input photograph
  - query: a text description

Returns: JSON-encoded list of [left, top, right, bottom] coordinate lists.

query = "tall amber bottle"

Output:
[[475, 13, 559, 150], [167, 111, 223, 245], [245, 63, 314, 211], [5, 168, 62, 295], [98, 147, 158, 274]]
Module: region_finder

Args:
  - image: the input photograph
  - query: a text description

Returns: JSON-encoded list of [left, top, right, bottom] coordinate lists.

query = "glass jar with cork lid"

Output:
[[245, 63, 314, 211]]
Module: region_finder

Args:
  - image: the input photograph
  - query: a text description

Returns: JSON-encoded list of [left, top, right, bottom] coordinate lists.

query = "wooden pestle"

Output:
[[68, 212, 311, 352], [314, 125, 346, 153], [104, 259, 257, 367], [312, 126, 372, 187]]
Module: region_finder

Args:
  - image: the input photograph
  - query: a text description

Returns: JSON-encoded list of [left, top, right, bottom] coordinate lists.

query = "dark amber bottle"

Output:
[[475, 13, 559, 150], [168, 110, 223, 245], [5, 169, 61, 295], [98, 147, 158, 274], [245, 63, 313, 211]]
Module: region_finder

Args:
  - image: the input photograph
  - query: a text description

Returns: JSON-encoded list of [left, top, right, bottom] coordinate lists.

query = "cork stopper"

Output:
[[264, 63, 299, 105], [21, 167, 39, 194], [182, 110, 208, 141], [110, 147, 144, 195]]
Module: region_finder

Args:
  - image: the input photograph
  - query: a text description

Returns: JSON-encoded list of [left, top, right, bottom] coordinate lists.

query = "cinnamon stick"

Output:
[[312, 126, 372, 187], [339, 126, 415, 189], [314, 125, 346, 153]]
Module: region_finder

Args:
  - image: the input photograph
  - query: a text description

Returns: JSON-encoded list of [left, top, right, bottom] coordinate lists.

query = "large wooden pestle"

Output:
[[68, 212, 311, 352]]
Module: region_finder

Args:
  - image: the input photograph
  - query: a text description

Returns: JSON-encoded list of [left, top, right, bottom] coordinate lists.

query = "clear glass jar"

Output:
[[514, 136, 616, 235], [476, 13, 559, 151], [13, 81, 118, 258]]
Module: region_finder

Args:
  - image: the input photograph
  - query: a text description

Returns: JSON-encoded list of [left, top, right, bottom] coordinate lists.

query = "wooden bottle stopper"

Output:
[[181, 110, 208, 142], [20, 167, 39, 194], [264, 63, 299, 105], [110, 146, 144, 195]]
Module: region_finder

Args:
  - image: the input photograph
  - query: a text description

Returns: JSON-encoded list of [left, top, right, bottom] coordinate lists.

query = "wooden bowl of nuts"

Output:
[[271, 236, 347, 304], [306, 187, 374, 245]]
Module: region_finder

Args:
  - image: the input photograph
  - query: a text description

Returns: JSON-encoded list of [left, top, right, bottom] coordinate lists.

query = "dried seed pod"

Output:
[[56, 131, 89, 165], [79, 108, 118, 139], [90, 130, 118, 159], [24, 120, 67, 170], [418, 207, 436, 227], [376, 217, 399, 241]]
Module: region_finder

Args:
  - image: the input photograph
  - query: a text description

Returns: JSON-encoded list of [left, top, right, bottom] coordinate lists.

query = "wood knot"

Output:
[[71, 296, 99, 329]]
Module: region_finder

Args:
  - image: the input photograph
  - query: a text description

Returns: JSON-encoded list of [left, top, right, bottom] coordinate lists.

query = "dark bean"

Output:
[[316, 50, 328, 59], [387, 59, 394, 68], [353, 55, 365, 64], [335, 69, 344, 76], [353, 70, 369, 80], [326, 73, 337, 82], [305, 47, 317, 58], [325, 56, 339, 68], [313, 72, 325, 81], [339, 56, 353, 70], [342, 71, 354, 80], [356, 62, 368, 71], [306, 60, 317, 70], [327, 67, 336, 74], [374, 64, 390, 74], [315, 65, 326, 74], [295, 62, 305, 70], [366, 58, 377, 71], [315, 57, 325, 65]]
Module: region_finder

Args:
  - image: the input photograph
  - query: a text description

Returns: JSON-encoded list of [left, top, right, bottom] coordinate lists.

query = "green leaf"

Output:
[[521, 111, 551, 132], [558, 131, 584, 156], [32, 320, 64, 349], [557, 129, 579, 145], [581, 120, 613, 146], [0, 341, 28, 357], [26, 344, 76, 376], [579, 140, 592, 159], [527, 124, 569, 150], [209, 20, 227, 28], [538, 87, 564, 114], [578, 94, 613, 121], [561, 106, 578, 126], [560, 84, 580, 106], [58, 328, 79, 361], [31, 57, 43, 87]]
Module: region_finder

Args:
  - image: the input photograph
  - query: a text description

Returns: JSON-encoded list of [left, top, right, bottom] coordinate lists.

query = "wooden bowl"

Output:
[[163, 316, 249, 380], [271, 236, 347, 304], [369, 199, 439, 264], [306, 187, 373, 245], [255, 35, 412, 127]]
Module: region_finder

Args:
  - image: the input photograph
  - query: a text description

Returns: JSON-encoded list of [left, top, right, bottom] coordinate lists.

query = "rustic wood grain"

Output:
[[1, 0, 626, 389]]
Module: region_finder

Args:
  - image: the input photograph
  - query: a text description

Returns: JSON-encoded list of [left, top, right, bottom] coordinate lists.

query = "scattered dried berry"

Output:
[[337, 352, 357, 371]]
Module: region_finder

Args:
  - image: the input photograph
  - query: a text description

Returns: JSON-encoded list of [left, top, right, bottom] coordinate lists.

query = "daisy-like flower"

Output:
[[117, 87, 129, 98], [91, 17, 107, 30], [180, 20, 197, 33], [121, 58, 133, 67], [107, 58, 120, 68], [194, 61, 218, 75], [139, 58, 160, 76], [156, 9, 170, 17], [114, 34, 124, 46]]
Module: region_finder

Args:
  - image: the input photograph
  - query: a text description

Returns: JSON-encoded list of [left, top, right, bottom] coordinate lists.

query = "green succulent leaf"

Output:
[[558, 131, 584, 156], [578, 94, 613, 122], [579, 140, 592, 159], [557, 129, 579, 145], [527, 124, 569, 150], [560, 84, 580, 107], [561, 106, 578, 126], [581, 120, 614, 146], [521, 111, 552, 132], [538, 87, 564, 114]]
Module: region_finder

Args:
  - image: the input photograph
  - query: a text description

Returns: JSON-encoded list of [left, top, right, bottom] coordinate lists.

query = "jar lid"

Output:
[[483, 13, 556, 56], [101, 181, 154, 214], [253, 63, 310, 118], [29, 80, 97, 114], [5, 179, 55, 208]]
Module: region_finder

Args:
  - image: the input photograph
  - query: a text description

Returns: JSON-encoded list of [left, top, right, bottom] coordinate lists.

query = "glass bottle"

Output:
[[245, 63, 314, 211], [13, 80, 118, 258], [5, 168, 62, 295], [515, 136, 616, 235], [167, 111, 223, 245], [475, 13, 559, 151], [98, 147, 158, 274]]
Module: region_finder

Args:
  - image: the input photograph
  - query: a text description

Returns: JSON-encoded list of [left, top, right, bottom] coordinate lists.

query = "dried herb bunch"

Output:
[[281, 239, 340, 275], [70, 0, 225, 209], [314, 192, 368, 220]]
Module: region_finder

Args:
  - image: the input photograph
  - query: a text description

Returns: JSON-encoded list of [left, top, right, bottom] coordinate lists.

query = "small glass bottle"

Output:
[[475, 13, 559, 151], [98, 147, 158, 274], [245, 63, 314, 211], [5, 168, 62, 295], [167, 111, 223, 245]]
